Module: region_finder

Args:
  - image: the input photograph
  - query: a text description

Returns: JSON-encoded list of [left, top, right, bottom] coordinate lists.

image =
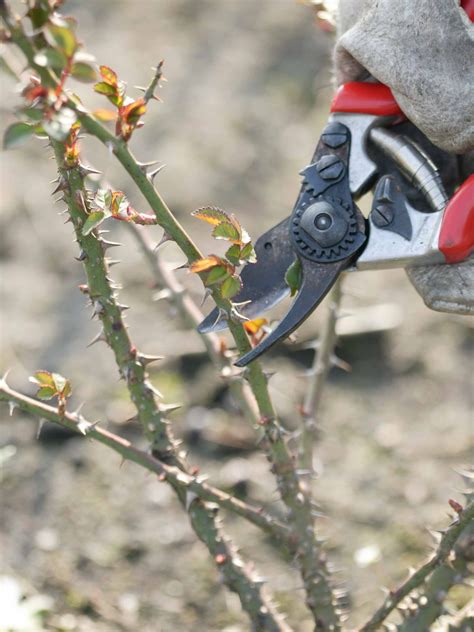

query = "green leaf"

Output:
[[82, 211, 105, 235], [34, 48, 67, 70], [225, 244, 242, 266], [30, 370, 55, 387], [3, 122, 34, 149], [221, 274, 242, 299], [71, 62, 97, 83], [206, 265, 230, 285], [21, 107, 44, 122], [47, 24, 77, 57], [93, 81, 117, 97], [42, 108, 77, 141], [27, 6, 50, 29], [36, 386, 57, 400], [191, 207, 230, 226], [284, 259, 302, 297], [240, 242, 257, 263], [212, 221, 241, 243]]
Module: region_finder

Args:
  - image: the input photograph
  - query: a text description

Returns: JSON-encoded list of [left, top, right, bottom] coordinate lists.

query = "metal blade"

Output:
[[234, 256, 346, 367], [197, 218, 295, 334]]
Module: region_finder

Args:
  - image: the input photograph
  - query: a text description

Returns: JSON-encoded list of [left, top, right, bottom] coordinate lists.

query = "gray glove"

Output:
[[335, 0, 474, 315]]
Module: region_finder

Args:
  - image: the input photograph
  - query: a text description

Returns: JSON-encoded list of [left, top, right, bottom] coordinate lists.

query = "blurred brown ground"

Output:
[[0, 1, 472, 630]]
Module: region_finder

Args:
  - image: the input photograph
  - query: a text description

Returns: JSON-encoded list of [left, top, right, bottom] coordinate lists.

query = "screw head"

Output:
[[372, 203, 394, 227], [316, 155, 344, 181], [321, 122, 349, 148]]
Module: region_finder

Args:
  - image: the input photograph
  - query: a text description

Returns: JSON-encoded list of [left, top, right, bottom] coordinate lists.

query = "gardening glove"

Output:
[[334, 0, 474, 315]]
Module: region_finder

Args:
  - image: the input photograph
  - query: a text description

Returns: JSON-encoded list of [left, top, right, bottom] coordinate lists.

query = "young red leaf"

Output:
[[243, 318, 268, 335], [92, 109, 117, 122], [221, 274, 242, 299], [191, 207, 231, 226], [121, 98, 147, 125], [190, 255, 228, 274], [99, 65, 118, 87]]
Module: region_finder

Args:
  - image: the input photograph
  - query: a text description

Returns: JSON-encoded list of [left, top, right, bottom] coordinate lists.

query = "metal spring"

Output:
[[369, 127, 448, 213]]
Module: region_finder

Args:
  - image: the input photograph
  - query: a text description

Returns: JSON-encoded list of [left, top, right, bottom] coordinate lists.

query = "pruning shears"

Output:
[[198, 82, 474, 367]]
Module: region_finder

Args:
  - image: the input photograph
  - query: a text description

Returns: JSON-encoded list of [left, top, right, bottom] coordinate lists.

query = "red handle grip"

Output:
[[439, 175, 474, 264], [461, 0, 474, 21], [330, 82, 404, 117]]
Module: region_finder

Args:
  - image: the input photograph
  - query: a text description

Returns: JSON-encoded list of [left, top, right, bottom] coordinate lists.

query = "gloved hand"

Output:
[[334, 0, 474, 315]]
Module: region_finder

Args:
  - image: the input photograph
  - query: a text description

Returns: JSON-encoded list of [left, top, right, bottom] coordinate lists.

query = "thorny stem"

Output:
[[0, 379, 290, 546], [49, 137, 290, 631], [127, 224, 258, 424], [299, 280, 342, 473], [358, 500, 474, 631], [3, 7, 341, 627]]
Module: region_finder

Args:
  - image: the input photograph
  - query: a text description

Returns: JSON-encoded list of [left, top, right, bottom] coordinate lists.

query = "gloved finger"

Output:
[[406, 256, 474, 316], [335, 0, 474, 153]]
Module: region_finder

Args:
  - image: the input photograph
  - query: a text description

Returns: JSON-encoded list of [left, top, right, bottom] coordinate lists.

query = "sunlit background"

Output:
[[0, 1, 472, 630]]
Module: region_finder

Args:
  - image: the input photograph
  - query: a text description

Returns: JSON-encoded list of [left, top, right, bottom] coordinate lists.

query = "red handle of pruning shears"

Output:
[[439, 175, 474, 263], [461, 0, 474, 21]]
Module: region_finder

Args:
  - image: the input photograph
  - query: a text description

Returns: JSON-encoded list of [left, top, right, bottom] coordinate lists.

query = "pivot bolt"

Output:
[[316, 155, 344, 181], [372, 204, 394, 227], [314, 212, 333, 231]]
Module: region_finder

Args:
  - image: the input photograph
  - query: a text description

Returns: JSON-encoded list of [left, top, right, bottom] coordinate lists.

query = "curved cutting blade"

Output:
[[198, 218, 295, 334], [234, 256, 347, 367]]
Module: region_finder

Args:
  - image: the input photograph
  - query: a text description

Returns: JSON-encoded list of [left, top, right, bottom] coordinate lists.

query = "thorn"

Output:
[[87, 329, 107, 347], [51, 176, 68, 195], [107, 259, 121, 267], [330, 354, 351, 372], [36, 418, 47, 439], [137, 159, 161, 174], [138, 353, 164, 366], [101, 239, 122, 251], [64, 216, 73, 224], [200, 287, 212, 307], [53, 195, 65, 204], [78, 163, 102, 178], [144, 381, 163, 399], [58, 208, 69, 216], [90, 300, 105, 319], [78, 284, 89, 295], [263, 370, 276, 381], [173, 262, 189, 271], [8, 401, 18, 416], [75, 250, 88, 262], [154, 231, 172, 250], [1, 368, 12, 386], [147, 164, 166, 182], [185, 490, 199, 511], [152, 289, 172, 302], [159, 402, 182, 414], [77, 417, 100, 435]]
